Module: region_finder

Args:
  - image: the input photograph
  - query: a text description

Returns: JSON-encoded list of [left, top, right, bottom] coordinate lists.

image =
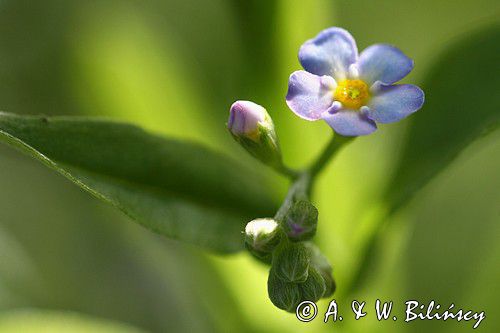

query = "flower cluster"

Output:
[[227, 27, 424, 312], [243, 213, 335, 312]]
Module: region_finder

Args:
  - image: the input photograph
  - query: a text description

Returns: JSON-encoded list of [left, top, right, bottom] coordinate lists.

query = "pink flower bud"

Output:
[[228, 101, 270, 141]]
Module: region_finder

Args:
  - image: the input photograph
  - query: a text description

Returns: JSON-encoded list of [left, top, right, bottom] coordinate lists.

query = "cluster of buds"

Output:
[[243, 200, 335, 312], [267, 240, 335, 312]]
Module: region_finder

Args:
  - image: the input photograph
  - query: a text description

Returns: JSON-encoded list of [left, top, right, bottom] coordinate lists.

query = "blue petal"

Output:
[[286, 70, 336, 120], [367, 84, 424, 123], [299, 27, 358, 81], [322, 110, 377, 136], [358, 44, 414, 85]]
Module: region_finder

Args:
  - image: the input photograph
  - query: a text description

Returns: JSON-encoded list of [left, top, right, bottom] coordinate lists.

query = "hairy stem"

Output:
[[274, 172, 311, 222], [273, 133, 353, 223]]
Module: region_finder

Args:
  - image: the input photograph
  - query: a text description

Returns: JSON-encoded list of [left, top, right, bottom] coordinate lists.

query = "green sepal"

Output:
[[245, 243, 272, 264], [230, 122, 282, 170], [305, 242, 336, 298], [272, 242, 310, 283], [267, 267, 301, 313], [299, 267, 326, 302]]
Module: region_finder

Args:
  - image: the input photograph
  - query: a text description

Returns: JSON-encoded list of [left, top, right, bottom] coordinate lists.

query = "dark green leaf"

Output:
[[387, 25, 500, 210], [348, 25, 500, 294], [0, 113, 276, 253]]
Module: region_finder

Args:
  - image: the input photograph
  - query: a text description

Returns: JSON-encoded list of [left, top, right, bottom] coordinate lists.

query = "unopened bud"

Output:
[[245, 219, 281, 262], [283, 201, 318, 241], [322, 273, 336, 298], [299, 267, 326, 302], [267, 268, 301, 312], [272, 242, 310, 283], [305, 242, 336, 298], [228, 101, 282, 167]]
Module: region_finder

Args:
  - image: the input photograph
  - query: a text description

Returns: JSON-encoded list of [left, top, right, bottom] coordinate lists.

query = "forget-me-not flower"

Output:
[[286, 27, 424, 136]]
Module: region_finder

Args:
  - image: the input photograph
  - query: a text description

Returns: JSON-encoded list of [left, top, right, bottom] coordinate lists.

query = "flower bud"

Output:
[[244, 218, 281, 262], [268, 267, 301, 312], [321, 273, 336, 298], [283, 200, 318, 241], [272, 242, 310, 283], [299, 267, 326, 302], [304, 242, 336, 297], [228, 101, 282, 167]]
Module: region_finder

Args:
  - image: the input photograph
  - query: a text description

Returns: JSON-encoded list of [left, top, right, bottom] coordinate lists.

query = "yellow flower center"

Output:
[[334, 79, 370, 109]]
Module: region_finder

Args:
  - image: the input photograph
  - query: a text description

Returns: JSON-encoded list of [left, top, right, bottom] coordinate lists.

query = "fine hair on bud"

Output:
[[245, 219, 281, 252], [321, 273, 336, 298], [299, 267, 326, 302], [272, 242, 310, 283], [304, 242, 336, 298], [283, 200, 318, 241], [244, 218, 281, 263], [267, 268, 301, 312]]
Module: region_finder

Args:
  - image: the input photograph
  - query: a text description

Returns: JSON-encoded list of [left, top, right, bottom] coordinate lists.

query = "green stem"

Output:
[[273, 162, 300, 180], [273, 133, 353, 222], [274, 172, 310, 221]]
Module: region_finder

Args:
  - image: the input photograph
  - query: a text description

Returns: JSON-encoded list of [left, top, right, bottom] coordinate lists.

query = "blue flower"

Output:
[[286, 27, 425, 136]]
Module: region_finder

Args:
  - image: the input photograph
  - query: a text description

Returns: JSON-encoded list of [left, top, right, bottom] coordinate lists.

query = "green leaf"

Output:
[[0, 147, 247, 332], [403, 132, 500, 332], [348, 25, 500, 293], [387, 25, 500, 210], [0, 113, 276, 253]]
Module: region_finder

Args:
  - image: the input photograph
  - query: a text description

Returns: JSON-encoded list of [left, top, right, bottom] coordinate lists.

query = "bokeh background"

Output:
[[0, 0, 498, 332]]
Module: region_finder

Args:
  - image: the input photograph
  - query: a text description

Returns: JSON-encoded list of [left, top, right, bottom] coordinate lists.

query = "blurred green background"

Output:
[[0, 0, 498, 332]]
